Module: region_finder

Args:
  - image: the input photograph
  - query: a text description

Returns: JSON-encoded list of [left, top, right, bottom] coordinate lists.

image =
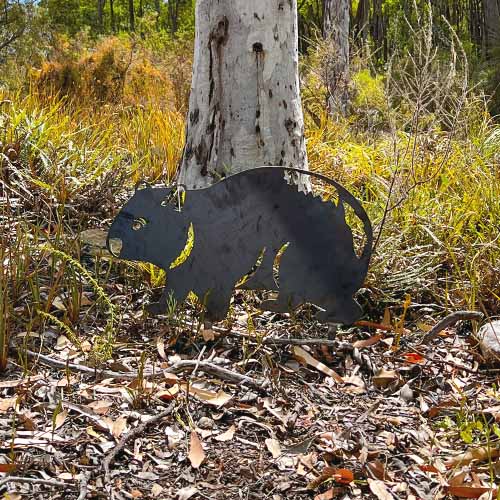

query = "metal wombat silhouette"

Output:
[[107, 167, 373, 324]]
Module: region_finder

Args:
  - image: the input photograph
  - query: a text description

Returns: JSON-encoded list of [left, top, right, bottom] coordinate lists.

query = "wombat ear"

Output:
[[135, 181, 152, 193]]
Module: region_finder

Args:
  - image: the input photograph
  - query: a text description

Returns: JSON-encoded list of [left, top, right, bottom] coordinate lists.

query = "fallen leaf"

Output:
[[202, 328, 215, 341], [366, 460, 392, 481], [307, 467, 354, 490], [80, 293, 93, 307], [445, 446, 500, 468], [137, 472, 159, 481], [0, 463, 17, 473], [446, 486, 496, 498], [265, 438, 282, 459], [87, 400, 113, 415], [157, 337, 167, 360], [157, 385, 180, 401], [54, 410, 68, 430], [4, 494, 22, 500], [315, 489, 340, 500], [402, 352, 425, 364], [52, 297, 67, 312], [293, 346, 344, 383], [0, 398, 17, 412], [354, 334, 383, 348], [131, 489, 143, 498], [373, 369, 399, 389], [215, 425, 236, 442], [368, 479, 393, 500], [86, 426, 102, 439], [188, 431, 205, 469], [58, 472, 74, 480], [163, 373, 179, 386], [176, 487, 198, 500], [419, 464, 441, 474], [80, 228, 108, 248], [111, 417, 128, 439], [343, 375, 366, 394], [417, 321, 433, 332], [0, 375, 43, 389], [151, 484, 164, 497], [180, 384, 232, 407]]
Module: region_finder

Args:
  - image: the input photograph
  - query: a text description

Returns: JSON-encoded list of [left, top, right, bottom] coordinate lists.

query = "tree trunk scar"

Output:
[[254, 42, 265, 149], [203, 16, 229, 177]]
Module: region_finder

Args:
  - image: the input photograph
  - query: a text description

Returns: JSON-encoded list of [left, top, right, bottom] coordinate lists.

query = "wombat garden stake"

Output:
[[107, 167, 373, 324]]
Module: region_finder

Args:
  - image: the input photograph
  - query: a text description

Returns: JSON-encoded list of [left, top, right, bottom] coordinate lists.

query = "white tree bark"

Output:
[[323, 0, 350, 116], [179, 0, 308, 189]]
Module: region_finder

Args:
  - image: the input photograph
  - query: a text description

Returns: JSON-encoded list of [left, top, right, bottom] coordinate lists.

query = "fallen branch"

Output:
[[0, 476, 75, 490], [19, 349, 267, 389], [184, 320, 342, 348], [19, 349, 162, 380], [103, 404, 175, 487], [165, 360, 268, 390], [77, 473, 90, 500], [420, 311, 483, 345], [228, 332, 339, 348]]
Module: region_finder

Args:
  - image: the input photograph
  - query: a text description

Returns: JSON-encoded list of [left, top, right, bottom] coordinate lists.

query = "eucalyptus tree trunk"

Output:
[[483, 0, 500, 55], [179, 0, 309, 190], [110, 0, 116, 32], [128, 0, 135, 31], [97, 0, 105, 32], [353, 0, 369, 45], [323, 0, 350, 117]]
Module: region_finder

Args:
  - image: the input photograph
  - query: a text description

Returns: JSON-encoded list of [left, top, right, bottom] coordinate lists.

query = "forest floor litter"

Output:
[[1, 285, 498, 500]]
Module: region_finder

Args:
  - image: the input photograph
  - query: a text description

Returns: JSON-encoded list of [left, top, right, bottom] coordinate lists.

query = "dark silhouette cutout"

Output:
[[107, 167, 373, 324]]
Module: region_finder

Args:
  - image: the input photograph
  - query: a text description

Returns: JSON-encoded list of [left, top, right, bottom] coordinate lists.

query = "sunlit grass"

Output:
[[1, 33, 499, 365]]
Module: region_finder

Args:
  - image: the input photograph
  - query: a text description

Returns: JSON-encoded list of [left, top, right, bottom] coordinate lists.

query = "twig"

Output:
[[19, 349, 267, 389], [77, 473, 90, 500], [20, 349, 162, 380], [0, 476, 76, 489], [420, 311, 483, 344], [227, 331, 340, 348], [103, 404, 175, 487], [192, 345, 206, 377], [181, 320, 344, 348], [165, 360, 268, 390]]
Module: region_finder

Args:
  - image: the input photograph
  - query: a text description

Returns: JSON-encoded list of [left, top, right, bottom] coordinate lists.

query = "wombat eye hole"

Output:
[[132, 218, 148, 231]]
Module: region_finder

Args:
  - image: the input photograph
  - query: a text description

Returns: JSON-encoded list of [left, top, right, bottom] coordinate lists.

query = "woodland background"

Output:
[[0, 1, 500, 499]]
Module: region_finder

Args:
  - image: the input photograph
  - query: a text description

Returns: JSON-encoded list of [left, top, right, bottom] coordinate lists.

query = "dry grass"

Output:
[[1, 33, 499, 371]]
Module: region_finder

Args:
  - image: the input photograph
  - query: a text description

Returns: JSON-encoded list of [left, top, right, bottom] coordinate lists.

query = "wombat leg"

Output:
[[204, 288, 233, 323], [147, 287, 188, 316], [315, 299, 362, 325], [261, 294, 300, 313], [239, 249, 278, 291]]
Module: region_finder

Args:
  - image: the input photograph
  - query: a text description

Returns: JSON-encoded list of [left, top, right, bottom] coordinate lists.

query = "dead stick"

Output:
[[0, 476, 75, 489], [103, 404, 175, 486], [20, 350, 266, 389], [77, 472, 90, 500], [420, 311, 483, 344], [20, 349, 162, 380], [165, 360, 268, 390], [185, 321, 343, 347], [227, 331, 340, 348]]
